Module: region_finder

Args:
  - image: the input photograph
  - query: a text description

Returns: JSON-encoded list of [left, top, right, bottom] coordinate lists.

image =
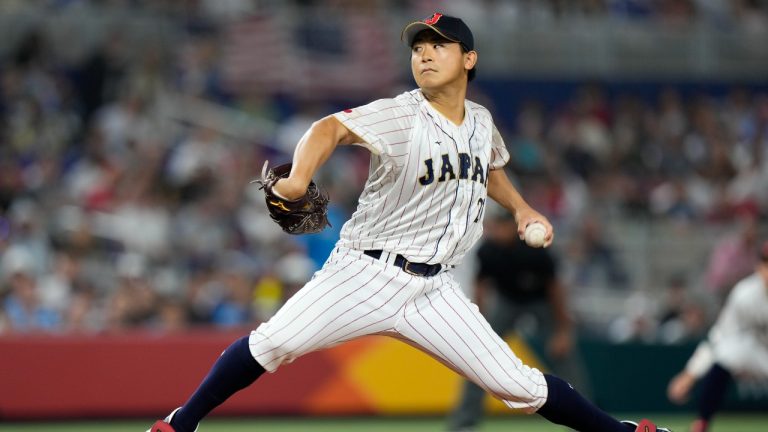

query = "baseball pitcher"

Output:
[[148, 13, 670, 432]]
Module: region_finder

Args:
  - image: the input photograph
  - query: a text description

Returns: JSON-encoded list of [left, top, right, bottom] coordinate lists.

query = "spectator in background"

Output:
[[234, 250, 318, 323], [6, 198, 52, 275], [94, 90, 154, 161], [1, 248, 60, 332], [508, 100, 547, 176], [657, 274, 689, 325], [1, 1, 768, 337], [63, 282, 100, 332], [649, 174, 700, 222], [76, 31, 128, 124], [667, 240, 768, 432], [726, 92, 768, 214], [448, 208, 588, 432], [656, 274, 709, 344], [107, 184, 173, 261], [36, 249, 81, 319], [704, 213, 760, 299], [154, 295, 189, 333], [657, 87, 688, 141], [104, 253, 159, 330], [210, 262, 256, 328], [564, 214, 629, 289], [167, 126, 228, 201], [274, 251, 317, 300], [608, 290, 659, 343], [63, 127, 122, 212], [183, 263, 219, 325]]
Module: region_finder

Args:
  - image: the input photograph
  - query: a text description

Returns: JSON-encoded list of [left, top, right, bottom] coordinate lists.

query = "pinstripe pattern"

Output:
[[246, 89, 547, 414], [249, 247, 548, 411], [333, 89, 509, 266]]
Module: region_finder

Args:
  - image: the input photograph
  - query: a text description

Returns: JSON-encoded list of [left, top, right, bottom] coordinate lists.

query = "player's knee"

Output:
[[494, 366, 549, 411], [248, 327, 305, 372], [487, 378, 547, 413], [497, 392, 545, 414]]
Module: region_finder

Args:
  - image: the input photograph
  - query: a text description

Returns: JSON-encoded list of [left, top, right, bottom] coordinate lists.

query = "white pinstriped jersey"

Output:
[[250, 89, 549, 413], [332, 89, 510, 266], [685, 273, 768, 378]]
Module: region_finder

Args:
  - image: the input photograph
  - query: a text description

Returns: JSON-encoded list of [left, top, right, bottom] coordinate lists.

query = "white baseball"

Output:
[[524, 222, 547, 248]]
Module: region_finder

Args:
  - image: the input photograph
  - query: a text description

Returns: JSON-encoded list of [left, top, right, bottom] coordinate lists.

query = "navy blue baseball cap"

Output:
[[401, 12, 475, 52]]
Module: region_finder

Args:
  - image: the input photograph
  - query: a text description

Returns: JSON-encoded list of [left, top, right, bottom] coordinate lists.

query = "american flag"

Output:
[[222, 10, 402, 100]]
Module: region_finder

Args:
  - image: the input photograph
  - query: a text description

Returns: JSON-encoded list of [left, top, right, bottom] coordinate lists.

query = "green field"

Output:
[[1, 414, 766, 432]]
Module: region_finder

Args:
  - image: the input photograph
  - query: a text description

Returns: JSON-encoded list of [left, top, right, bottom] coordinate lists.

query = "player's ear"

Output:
[[464, 50, 477, 72]]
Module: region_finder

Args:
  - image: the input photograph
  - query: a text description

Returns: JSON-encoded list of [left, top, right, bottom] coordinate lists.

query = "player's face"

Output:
[[410, 35, 475, 90]]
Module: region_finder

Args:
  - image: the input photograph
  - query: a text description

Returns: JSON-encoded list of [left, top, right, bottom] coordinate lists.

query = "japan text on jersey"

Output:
[[333, 89, 509, 266]]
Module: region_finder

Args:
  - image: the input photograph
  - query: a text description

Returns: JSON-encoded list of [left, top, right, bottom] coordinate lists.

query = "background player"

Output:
[[148, 13, 669, 432], [667, 239, 768, 432], [448, 208, 589, 431]]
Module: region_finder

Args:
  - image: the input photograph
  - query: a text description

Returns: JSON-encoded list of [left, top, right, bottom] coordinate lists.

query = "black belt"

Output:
[[364, 250, 442, 277]]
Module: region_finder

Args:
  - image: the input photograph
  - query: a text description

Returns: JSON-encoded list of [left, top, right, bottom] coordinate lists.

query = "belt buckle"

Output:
[[402, 261, 422, 276]]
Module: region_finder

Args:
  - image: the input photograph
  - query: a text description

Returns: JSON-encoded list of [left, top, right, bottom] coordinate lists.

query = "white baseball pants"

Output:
[[249, 246, 548, 412]]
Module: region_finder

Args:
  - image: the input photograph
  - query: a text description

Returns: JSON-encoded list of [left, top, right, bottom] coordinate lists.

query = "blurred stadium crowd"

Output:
[[0, 0, 767, 339]]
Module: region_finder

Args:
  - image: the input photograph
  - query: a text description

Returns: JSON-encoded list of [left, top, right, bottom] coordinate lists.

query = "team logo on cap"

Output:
[[424, 12, 443, 25]]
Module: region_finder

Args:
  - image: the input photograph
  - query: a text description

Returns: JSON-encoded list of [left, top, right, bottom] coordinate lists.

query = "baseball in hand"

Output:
[[524, 222, 547, 248]]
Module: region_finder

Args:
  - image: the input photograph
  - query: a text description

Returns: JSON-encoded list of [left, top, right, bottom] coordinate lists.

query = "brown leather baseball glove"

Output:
[[254, 162, 330, 235]]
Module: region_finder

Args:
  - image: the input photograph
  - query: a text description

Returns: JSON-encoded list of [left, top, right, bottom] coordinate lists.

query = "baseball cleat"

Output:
[[147, 420, 176, 432], [689, 419, 708, 432], [621, 419, 672, 432], [146, 407, 199, 432]]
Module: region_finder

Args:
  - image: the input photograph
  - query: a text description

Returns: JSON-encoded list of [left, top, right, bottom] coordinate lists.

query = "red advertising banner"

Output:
[[0, 331, 541, 420]]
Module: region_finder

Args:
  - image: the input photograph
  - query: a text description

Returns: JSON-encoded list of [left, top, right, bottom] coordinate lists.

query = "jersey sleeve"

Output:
[[333, 98, 413, 156], [685, 281, 745, 377], [685, 341, 715, 378], [489, 123, 510, 170]]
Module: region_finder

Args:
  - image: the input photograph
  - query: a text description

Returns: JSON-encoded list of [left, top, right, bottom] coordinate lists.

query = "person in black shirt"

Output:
[[448, 210, 588, 431]]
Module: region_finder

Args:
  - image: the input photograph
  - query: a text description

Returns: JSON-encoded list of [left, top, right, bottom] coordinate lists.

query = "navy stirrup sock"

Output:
[[537, 374, 630, 432], [697, 363, 732, 423], [171, 336, 266, 432]]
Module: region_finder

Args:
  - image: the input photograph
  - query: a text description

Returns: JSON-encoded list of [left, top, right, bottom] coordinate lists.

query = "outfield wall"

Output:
[[0, 331, 764, 420], [1, 331, 530, 420]]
